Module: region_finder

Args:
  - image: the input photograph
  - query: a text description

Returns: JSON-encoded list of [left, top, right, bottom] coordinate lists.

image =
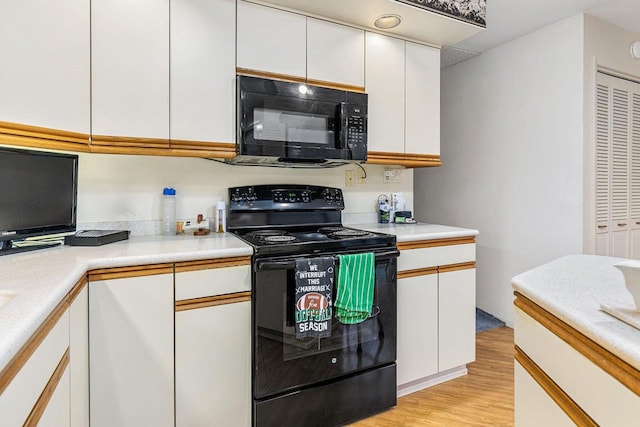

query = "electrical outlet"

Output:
[[383, 169, 401, 184], [345, 170, 356, 187]]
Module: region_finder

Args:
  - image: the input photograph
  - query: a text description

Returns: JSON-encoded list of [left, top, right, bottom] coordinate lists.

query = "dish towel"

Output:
[[335, 253, 375, 324]]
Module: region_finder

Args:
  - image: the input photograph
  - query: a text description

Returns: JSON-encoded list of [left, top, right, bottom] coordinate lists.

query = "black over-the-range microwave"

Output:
[[228, 75, 367, 167]]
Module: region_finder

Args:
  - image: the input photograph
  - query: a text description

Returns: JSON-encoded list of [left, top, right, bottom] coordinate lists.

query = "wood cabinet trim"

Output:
[[398, 262, 475, 278], [23, 348, 70, 427], [236, 68, 365, 93], [515, 346, 597, 427], [176, 291, 252, 311], [88, 264, 174, 281], [67, 276, 88, 306], [438, 262, 476, 274], [236, 67, 306, 84], [397, 237, 476, 251], [168, 140, 236, 154], [89, 143, 237, 158], [175, 256, 251, 273], [398, 266, 438, 279], [0, 121, 90, 152], [0, 120, 90, 144], [514, 292, 640, 396], [366, 151, 442, 168], [91, 135, 170, 149]]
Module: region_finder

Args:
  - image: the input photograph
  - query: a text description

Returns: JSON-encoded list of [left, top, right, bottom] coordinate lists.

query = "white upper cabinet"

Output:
[[365, 32, 405, 153], [405, 41, 440, 156], [307, 18, 364, 88], [0, 0, 89, 133], [92, 0, 170, 140], [237, 1, 306, 78], [171, 0, 236, 143], [365, 32, 441, 158]]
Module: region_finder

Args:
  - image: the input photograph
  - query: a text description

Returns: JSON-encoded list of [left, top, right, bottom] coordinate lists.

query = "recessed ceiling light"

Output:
[[374, 15, 402, 29], [631, 41, 640, 60]]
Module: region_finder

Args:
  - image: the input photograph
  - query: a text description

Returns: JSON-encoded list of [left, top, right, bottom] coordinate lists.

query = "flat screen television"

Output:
[[0, 147, 78, 255]]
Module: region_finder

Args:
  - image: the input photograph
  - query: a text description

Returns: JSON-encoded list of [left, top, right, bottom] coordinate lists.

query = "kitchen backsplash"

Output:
[[77, 153, 413, 235]]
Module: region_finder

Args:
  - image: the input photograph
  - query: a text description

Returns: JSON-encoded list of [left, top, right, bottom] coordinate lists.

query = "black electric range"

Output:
[[228, 184, 395, 257], [228, 184, 398, 427]]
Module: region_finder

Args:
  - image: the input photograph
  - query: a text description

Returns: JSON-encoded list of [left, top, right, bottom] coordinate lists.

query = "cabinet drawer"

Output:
[[398, 243, 475, 272], [515, 361, 575, 426], [176, 264, 251, 300], [0, 310, 69, 426], [515, 307, 640, 425]]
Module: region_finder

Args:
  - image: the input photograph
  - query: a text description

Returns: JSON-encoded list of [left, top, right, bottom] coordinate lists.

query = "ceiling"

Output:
[[447, 0, 640, 64]]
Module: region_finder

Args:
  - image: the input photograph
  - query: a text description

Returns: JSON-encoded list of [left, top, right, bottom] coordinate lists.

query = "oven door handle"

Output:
[[255, 250, 400, 271]]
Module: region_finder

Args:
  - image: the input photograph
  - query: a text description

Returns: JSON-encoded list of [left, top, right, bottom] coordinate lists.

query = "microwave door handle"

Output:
[[340, 102, 348, 148]]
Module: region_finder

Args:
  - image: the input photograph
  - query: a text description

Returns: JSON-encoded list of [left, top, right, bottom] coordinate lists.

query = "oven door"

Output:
[[253, 249, 398, 400]]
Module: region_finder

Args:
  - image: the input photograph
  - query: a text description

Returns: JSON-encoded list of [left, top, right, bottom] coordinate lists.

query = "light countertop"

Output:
[[0, 233, 252, 370], [0, 221, 478, 372], [512, 254, 640, 370], [355, 222, 479, 242]]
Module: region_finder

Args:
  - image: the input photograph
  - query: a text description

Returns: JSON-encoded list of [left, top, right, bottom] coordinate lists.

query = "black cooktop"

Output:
[[228, 185, 396, 257], [233, 225, 395, 257]]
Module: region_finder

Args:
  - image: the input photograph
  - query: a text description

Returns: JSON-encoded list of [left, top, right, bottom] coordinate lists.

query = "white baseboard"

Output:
[[397, 365, 468, 397]]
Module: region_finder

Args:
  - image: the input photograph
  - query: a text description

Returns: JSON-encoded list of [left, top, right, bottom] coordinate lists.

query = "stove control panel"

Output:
[[229, 185, 345, 211]]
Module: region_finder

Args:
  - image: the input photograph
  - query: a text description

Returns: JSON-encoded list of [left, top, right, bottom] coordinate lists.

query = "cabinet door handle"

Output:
[[597, 225, 607, 229], [618, 223, 627, 227], [636, 221, 640, 225]]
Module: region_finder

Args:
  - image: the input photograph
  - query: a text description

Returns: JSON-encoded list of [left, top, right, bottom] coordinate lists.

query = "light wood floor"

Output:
[[352, 326, 515, 426]]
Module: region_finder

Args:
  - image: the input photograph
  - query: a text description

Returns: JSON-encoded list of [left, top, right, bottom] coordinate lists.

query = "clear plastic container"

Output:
[[161, 188, 176, 236], [215, 200, 226, 233]]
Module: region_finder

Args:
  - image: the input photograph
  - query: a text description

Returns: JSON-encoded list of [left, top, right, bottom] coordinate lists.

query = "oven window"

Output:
[[254, 108, 331, 145], [255, 260, 393, 362]]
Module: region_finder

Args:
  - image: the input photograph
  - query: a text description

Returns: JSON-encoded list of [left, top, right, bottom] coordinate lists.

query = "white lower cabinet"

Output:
[[397, 273, 438, 385], [0, 311, 70, 426], [514, 361, 574, 427], [70, 286, 89, 427], [438, 268, 476, 372], [38, 368, 71, 427], [396, 239, 476, 393], [89, 271, 175, 427], [175, 259, 252, 427], [176, 301, 251, 426], [515, 306, 640, 425]]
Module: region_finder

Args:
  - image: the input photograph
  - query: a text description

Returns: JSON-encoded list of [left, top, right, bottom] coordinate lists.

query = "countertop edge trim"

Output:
[[515, 345, 598, 426], [397, 236, 475, 250], [514, 291, 640, 396]]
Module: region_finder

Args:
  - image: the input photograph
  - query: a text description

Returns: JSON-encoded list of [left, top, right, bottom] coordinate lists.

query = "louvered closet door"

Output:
[[595, 73, 640, 258]]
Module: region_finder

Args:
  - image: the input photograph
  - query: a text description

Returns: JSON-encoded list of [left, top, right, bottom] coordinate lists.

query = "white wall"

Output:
[[76, 153, 412, 231], [413, 14, 585, 324]]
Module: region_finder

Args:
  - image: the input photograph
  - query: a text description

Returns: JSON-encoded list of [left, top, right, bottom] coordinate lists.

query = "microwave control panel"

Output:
[[346, 115, 365, 149]]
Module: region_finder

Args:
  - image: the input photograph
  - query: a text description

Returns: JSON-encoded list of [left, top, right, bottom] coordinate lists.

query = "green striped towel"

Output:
[[335, 253, 375, 324]]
